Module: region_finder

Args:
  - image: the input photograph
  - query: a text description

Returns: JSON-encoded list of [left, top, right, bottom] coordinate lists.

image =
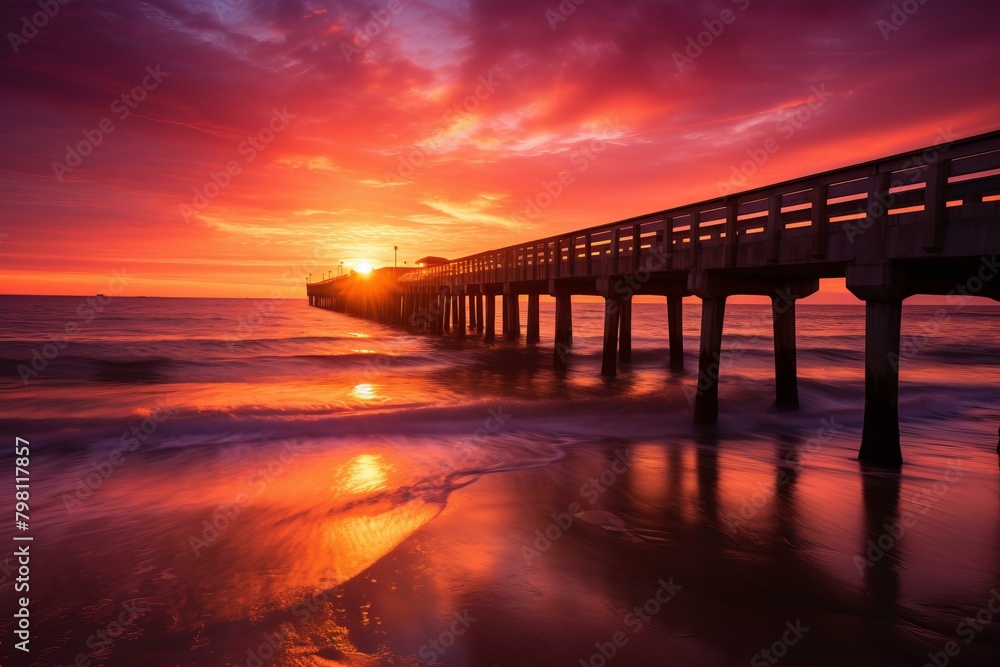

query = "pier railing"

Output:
[[398, 130, 1000, 286]]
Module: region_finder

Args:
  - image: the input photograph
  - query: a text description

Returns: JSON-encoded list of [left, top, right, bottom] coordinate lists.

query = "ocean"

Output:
[[0, 295, 998, 666]]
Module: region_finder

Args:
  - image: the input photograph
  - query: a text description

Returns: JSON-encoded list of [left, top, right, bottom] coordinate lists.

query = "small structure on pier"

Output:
[[414, 256, 449, 268]]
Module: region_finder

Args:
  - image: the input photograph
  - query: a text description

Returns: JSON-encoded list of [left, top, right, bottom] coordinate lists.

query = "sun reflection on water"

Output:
[[348, 383, 380, 402], [337, 452, 392, 494]]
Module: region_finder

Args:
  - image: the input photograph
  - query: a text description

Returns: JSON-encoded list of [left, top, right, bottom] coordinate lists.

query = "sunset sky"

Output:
[[2, 0, 999, 298]]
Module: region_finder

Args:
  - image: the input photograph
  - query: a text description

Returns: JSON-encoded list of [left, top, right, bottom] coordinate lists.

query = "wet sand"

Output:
[[18, 413, 1000, 667]]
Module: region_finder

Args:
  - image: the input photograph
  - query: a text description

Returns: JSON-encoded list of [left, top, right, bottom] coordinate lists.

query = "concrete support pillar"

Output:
[[618, 298, 632, 364], [443, 294, 452, 333], [485, 294, 496, 342], [667, 295, 684, 371], [455, 290, 466, 338], [694, 297, 727, 424], [565, 300, 573, 346], [847, 263, 908, 465], [601, 298, 621, 377], [859, 299, 903, 466], [772, 296, 799, 410], [554, 294, 573, 368], [526, 293, 540, 344], [501, 294, 509, 337], [468, 294, 477, 330], [506, 293, 521, 341], [416, 293, 423, 326], [434, 292, 445, 334], [475, 295, 484, 334]]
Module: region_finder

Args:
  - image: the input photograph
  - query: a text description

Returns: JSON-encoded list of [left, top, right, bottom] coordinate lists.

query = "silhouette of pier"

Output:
[[307, 130, 1000, 466]]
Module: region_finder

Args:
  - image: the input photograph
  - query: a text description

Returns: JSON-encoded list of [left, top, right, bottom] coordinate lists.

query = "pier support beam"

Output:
[[501, 294, 509, 338], [689, 271, 818, 425], [860, 299, 903, 466], [475, 294, 484, 334], [455, 289, 466, 338], [847, 262, 908, 466], [438, 291, 448, 335], [601, 298, 622, 377], [667, 295, 684, 371], [485, 293, 496, 342], [432, 292, 443, 334], [468, 293, 477, 331], [773, 296, 800, 410], [694, 297, 726, 424], [505, 289, 520, 341], [553, 293, 573, 368], [526, 293, 540, 344], [618, 298, 632, 364]]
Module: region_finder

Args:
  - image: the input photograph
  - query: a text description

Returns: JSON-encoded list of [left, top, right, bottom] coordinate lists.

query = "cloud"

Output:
[[1, 0, 999, 295]]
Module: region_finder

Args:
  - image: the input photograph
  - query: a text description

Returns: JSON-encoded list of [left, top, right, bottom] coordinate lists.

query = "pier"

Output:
[[307, 130, 1000, 466]]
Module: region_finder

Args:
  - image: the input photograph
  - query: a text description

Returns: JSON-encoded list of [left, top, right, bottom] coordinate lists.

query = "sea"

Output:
[[0, 295, 998, 666]]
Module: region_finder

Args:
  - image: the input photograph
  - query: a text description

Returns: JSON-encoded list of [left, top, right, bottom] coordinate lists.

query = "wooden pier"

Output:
[[307, 130, 1000, 466]]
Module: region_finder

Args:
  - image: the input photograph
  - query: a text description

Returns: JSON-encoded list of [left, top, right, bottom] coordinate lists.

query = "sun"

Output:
[[355, 261, 373, 274]]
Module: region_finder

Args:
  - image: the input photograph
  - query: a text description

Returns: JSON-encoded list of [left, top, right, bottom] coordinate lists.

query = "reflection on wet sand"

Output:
[[28, 421, 1000, 666]]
